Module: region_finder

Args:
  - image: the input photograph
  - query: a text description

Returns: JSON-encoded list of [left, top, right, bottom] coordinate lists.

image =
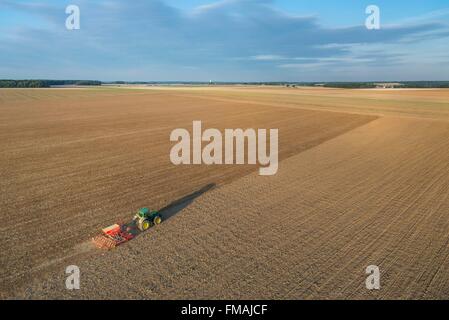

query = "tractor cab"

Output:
[[137, 207, 150, 218], [133, 207, 162, 231]]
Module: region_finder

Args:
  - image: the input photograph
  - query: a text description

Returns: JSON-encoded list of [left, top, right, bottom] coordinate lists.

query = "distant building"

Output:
[[374, 83, 403, 89]]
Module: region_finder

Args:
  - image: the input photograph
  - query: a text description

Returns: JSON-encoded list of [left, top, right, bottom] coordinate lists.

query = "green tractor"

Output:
[[133, 208, 163, 232]]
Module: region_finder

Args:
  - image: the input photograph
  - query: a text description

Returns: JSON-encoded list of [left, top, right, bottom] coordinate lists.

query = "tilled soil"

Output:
[[0, 88, 375, 297], [15, 116, 449, 299]]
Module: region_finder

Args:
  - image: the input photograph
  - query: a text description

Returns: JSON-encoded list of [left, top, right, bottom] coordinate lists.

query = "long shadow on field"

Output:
[[159, 183, 216, 221], [93, 183, 216, 249]]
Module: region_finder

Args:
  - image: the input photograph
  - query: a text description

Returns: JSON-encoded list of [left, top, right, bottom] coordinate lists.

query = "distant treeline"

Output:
[[321, 82, 377, 88], [0, 80, 101, 88], [319, 81, 449, 88], [107, 81, 449, 88], [2, 80, 449, 89], [399, 81, 449, 88]]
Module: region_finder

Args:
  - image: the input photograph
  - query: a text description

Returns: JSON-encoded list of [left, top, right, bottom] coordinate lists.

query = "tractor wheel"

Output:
[[153, 215, 162, 225], [138, 219, 152, 231]]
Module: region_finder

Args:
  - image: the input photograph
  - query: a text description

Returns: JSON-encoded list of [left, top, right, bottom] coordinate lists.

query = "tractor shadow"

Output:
[[159, 183, 216, 221], [92, 183, 217, 249], [122, 183, 216, 238]]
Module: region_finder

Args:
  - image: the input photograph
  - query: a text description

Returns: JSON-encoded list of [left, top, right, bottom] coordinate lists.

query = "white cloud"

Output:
[[251, 55, 285, 61]]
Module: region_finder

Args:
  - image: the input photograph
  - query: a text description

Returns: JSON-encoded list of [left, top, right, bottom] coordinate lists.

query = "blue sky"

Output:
[[1, 0, 449, 81]]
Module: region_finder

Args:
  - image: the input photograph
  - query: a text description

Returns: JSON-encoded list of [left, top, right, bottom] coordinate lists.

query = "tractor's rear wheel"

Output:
[[138, 219, 152, 231], [153, 215, 162, 225]]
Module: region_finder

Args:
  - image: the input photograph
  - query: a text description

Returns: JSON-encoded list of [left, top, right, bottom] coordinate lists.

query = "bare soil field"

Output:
[[1, 87, 449, 299], [0, 88, 374, 297], [145, 86, 449, 120], [18, 117, 449, 300]]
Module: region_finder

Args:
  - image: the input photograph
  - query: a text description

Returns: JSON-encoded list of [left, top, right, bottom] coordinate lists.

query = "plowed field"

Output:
[[1, 87, 449, 299]]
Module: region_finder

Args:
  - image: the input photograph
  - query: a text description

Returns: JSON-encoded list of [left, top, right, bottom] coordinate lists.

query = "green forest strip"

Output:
[[0, 80, 101, 88]]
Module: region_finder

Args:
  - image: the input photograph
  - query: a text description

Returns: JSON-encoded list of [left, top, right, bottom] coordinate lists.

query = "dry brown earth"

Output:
[[1, 87, 449, 299], [0, 88, 374, 297]]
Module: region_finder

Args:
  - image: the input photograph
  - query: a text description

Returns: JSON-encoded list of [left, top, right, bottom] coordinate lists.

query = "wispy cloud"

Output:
[[250, 55, 286, 61]]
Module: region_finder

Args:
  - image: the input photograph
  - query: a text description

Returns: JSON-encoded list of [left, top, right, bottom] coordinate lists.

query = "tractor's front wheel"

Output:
[[138, 219, 152, 231], [153, 215, 162, 225]]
